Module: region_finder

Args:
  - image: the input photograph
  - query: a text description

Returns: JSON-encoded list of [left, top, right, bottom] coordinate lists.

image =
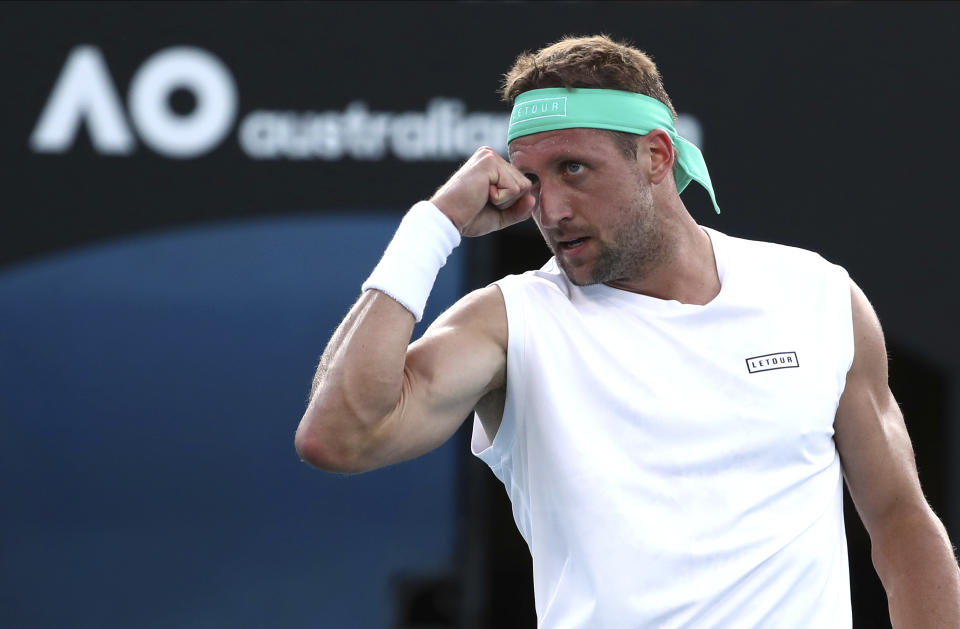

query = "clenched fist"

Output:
[[430, 146, 536, 237]]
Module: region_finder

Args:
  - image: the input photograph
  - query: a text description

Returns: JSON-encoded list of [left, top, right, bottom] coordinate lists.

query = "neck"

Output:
[[604, 201, 721, 305]]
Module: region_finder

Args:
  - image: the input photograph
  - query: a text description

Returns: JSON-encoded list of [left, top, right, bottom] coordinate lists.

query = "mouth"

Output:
[[557, 237, 590, 256]]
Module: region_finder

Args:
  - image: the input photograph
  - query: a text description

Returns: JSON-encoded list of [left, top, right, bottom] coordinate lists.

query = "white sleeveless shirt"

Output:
[[471, 228, 854, 628]]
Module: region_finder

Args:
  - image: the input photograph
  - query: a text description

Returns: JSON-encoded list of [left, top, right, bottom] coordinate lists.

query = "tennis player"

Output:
[[296, 35, 960, 627]]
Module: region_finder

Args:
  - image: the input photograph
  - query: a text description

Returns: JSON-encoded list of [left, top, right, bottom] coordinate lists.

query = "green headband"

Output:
[[507, 88, 720, 214]]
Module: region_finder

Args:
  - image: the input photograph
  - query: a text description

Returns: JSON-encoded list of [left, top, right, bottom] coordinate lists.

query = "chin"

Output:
[[557, 260, 599, 287]]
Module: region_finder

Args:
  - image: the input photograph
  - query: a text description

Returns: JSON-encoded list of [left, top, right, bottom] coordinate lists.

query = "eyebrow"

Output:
[[511, 149, 596, 170]]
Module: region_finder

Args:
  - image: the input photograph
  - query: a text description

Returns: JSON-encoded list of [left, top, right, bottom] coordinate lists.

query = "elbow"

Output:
[[294, 404, 385, 474], [293, 424, 328, 468]]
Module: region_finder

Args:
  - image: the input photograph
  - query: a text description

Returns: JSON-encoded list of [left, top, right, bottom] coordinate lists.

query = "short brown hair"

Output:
[[500, 34, 677, 123]]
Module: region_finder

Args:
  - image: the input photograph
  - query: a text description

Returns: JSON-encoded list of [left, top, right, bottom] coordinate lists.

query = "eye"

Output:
[[564, 161, 584, 175], [525, 173, 540, 185]]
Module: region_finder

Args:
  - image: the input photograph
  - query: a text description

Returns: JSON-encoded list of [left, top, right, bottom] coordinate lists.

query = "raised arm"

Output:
[[295, 147, 534, 473], [834, 281, 960, 628]]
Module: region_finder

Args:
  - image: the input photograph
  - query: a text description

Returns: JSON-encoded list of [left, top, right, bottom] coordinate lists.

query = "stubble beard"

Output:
[[557, 184, 667, 287]]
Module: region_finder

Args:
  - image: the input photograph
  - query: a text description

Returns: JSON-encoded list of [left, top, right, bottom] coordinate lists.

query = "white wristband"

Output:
[[361, 201, 462, 322]]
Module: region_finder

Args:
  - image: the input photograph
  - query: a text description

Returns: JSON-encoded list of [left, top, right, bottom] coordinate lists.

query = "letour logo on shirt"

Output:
[[746, 352, 799, 374]]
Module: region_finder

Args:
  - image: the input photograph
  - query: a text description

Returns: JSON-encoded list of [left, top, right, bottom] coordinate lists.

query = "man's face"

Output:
[[508, 128, 666, 287]]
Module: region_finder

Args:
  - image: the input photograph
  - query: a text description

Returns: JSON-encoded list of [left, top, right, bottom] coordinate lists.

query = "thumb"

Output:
[[496, 193, 536, 229]]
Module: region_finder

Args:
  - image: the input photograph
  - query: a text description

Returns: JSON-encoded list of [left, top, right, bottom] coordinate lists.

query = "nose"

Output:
[[534, 179, 573, 229]]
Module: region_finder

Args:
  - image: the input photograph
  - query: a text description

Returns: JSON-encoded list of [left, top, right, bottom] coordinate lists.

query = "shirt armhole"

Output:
[[470, 276, 524, 472]]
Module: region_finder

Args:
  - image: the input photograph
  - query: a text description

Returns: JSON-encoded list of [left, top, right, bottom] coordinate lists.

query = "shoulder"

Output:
[[845, 281, 887, 379], [410, 284, 509, 395], [710, 228, 849, 291], [431, 284, 507, 334], [421, 284, 509, 367], [495, 257, 574, 300], [436, 258, 568, 339], [713, 228, 835, 268]]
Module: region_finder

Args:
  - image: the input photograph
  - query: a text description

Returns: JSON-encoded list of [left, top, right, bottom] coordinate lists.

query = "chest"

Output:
[[517, 297, 849, 475]]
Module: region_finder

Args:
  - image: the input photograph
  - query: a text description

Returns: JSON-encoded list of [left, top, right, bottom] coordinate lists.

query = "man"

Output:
[[295, 35, 960, 627]]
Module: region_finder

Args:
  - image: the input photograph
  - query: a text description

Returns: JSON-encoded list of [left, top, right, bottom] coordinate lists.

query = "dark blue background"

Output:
[[0, 215, 465, 628]]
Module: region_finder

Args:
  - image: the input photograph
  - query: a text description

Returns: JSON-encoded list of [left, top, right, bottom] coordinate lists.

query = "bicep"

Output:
[[377, 285, 508, 464], [834, 281, 927, 534]]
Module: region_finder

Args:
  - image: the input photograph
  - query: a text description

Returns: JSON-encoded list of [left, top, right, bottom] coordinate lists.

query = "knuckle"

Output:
[[477, 147, 502, 163]]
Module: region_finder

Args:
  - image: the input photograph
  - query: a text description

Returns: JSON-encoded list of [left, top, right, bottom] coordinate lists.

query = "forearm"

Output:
[[872, 506, 960, 628], [296, 289, 416, 470], [310, 289, 415, 421], [296, 202, 461, 471]]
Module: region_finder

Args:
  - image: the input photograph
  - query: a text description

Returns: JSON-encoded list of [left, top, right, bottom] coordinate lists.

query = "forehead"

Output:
[[507, 128, 622, 168]]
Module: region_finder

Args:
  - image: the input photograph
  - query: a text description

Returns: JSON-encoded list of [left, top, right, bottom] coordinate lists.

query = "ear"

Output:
[[644, 128, 676, 185]]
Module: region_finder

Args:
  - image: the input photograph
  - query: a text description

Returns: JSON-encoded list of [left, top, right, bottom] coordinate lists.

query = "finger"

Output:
[[489, 175, 531, 210], [489, 183, 511, 209], [495, 193, 536, 229]]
